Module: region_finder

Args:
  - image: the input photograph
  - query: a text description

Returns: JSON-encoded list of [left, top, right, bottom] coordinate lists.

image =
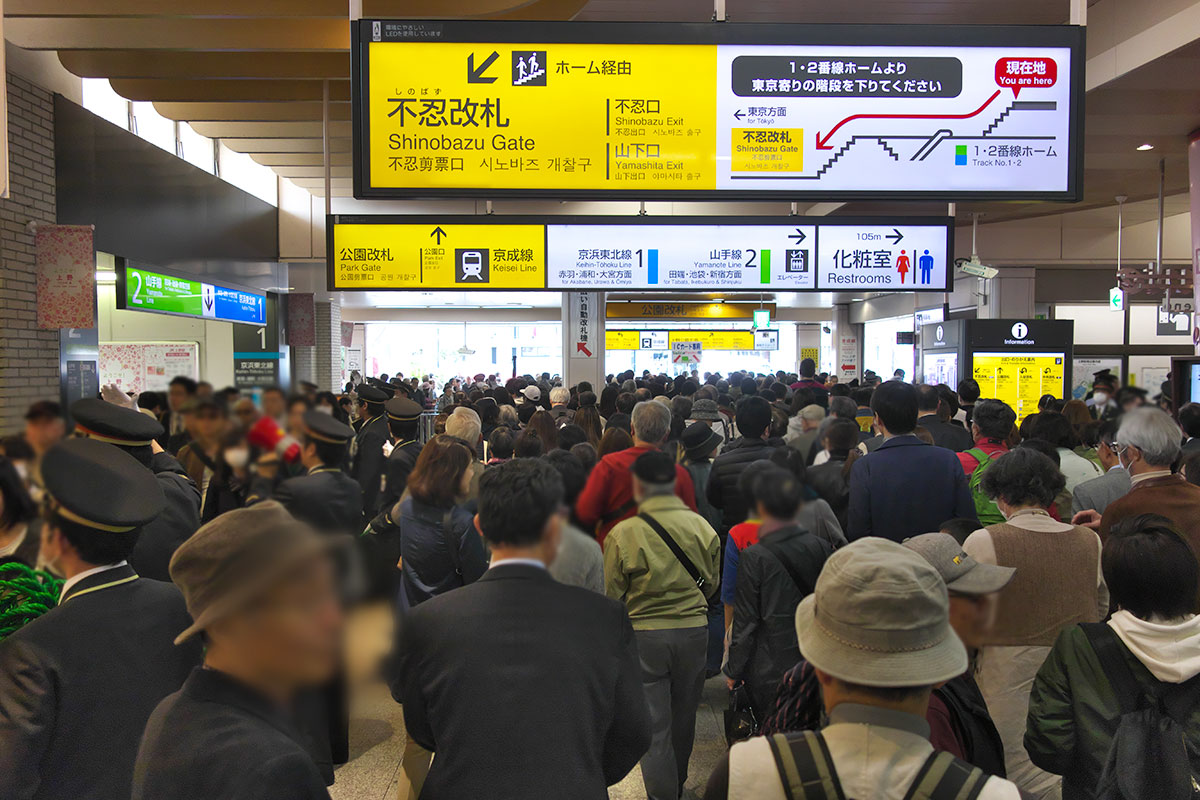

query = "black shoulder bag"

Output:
[[638, 513, 707, 596]]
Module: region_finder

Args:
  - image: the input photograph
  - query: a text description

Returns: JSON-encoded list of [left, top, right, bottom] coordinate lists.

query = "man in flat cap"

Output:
[[0, 438, 202, 800], [351, 383, 390, 522], [133, 503, 342, 800], [69, 398, 202, 582], [249, 409, 362, 537]]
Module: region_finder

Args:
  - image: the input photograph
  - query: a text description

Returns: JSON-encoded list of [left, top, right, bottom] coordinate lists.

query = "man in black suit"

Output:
[[351, 384, 390, 521], [916, 384, 973, 452], [0, 438, 202, 800], [69, 398, 202, 582], [391, 459, 650, 800], [250, 409, 363, 537]]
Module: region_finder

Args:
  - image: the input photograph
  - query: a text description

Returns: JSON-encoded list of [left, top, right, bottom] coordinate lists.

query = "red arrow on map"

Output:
[[576, 342, 592, 357], [815, 89, 1002, 150]]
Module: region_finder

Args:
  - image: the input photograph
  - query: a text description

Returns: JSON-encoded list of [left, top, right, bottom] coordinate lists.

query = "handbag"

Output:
[[724, 684, 759, 746]]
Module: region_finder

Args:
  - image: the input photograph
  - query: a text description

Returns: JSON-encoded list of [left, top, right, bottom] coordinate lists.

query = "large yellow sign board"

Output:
[[972, 353, 1065, 422], [605, 302, 777, 321], [366, 42, 716, 192], [605, 330, 756, 351], [332, 222, 544, 289]]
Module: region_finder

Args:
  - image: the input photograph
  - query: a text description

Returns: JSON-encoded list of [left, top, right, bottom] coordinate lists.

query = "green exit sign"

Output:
[[753, 309, 771, 328]]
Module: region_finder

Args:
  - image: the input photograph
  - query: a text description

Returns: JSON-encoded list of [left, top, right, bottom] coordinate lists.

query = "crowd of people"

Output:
[[1, 359, 1199, 799]]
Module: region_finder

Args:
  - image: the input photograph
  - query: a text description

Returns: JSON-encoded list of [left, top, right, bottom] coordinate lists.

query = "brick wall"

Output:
[[314, 300, 341, 392], [0, 76, 60, 435]]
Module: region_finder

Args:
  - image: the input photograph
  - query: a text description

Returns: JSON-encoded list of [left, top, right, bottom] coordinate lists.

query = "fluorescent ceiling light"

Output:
[[1136, 143, 1154, 151], [95, 270, 117, 283]]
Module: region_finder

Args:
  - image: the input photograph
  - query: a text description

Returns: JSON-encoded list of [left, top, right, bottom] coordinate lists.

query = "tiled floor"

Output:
[[330, 602, 728, 800]]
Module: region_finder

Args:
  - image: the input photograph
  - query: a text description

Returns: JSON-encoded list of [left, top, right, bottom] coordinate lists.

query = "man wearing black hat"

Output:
[[380, 397, 424, 513], [351, 384, 390, 521], [251, 409, 363, 537], [0, 439, 202, 800], [69, 398, 202, 583]]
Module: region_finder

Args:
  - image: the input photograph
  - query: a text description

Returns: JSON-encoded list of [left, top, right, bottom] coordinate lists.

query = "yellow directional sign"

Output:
[[331, 222, 545, 289], [365, 41, 716, 193], [605, 330, 756, 351], [605, 302, 776, 321]]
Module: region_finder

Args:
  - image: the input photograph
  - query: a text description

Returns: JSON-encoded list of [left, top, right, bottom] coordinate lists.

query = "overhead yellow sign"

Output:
[[364, 41, 716, 193], [605, 330, 756, 351], [972, 353, 1065, 423], [606, 302, 777, 321], [331, 222, 545, 289]]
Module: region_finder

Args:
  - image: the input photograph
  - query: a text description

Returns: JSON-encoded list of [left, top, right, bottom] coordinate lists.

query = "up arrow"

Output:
[[885, 228, 904, 245], [430, 226, 448, 244]]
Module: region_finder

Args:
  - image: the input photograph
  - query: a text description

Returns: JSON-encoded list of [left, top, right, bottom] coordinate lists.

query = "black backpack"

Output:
[[767, 730, 990, 799], [1082, 622, 1200, 800]]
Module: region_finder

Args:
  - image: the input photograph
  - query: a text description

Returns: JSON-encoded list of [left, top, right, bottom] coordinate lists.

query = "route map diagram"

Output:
[[715, 45, 1073, 193]]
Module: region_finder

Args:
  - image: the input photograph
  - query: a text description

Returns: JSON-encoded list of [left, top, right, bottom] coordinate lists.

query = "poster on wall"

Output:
[[1070, 357, 1121, 401], [99, 342, 199, 395], [973, 351, 1064, 421], [36, 224, 95, 330]]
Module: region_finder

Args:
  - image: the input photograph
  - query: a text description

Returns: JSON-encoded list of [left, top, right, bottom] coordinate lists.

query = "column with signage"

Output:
[[233, 293, 285, 391], [965, 319, 1072, 422], [564, 291, 605, 390]]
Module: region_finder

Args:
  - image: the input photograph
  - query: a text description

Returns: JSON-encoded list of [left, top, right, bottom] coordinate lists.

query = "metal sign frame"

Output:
[[352, 20, 1085, 201], [327, 213, 955, 292]]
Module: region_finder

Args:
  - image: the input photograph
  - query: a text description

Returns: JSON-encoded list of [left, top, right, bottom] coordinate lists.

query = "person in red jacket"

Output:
[[576, 400, 696, 546]]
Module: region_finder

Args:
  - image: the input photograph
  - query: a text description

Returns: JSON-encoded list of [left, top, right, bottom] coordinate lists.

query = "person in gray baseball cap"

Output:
[[704, 538, 1022, 800], [904, 532, 1015, 778]]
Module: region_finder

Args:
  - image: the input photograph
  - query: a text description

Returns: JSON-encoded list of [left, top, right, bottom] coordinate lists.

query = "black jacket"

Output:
[[391, 563, 650, 799], [133, 667, 330, 800], [201, 470, 250, 524], [726, 525, 832, 710], [707, 437, 779, 533], [805, 456, 852, 531], [380, 439, 422, 513], [271, 466, 364, 536], [934, 671, 1007, 779], [351, 414, 389, 519], [395, 497, 488, 609], [128, 451, 202, 583], [917, 414, 974, 452], [0, 565, 202, 800]]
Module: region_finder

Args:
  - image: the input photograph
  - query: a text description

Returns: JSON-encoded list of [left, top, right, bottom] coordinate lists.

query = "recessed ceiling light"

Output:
[[1136, 143, 1154, 151]]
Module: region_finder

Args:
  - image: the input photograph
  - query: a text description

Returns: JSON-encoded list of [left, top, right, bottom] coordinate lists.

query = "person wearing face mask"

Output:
[[0, 438, 202, 800], [200, 429, 255, 524], [247, 410, 363, 539], [1086, 370, 1119, 420], [962, 447, 1108, 799]]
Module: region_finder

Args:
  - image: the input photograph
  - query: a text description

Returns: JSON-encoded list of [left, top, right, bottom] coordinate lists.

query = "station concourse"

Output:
[[2, 1, 1200, 799]]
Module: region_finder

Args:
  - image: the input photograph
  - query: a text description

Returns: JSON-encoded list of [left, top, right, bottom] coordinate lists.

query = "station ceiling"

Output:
[[5, 0, 1198, 228]]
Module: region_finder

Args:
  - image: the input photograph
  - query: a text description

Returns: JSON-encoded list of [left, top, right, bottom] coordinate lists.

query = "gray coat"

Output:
[[1071, 467, 1131, 516]]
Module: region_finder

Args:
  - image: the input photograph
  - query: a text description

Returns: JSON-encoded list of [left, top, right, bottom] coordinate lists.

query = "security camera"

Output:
[[956, 255, 999, 280]]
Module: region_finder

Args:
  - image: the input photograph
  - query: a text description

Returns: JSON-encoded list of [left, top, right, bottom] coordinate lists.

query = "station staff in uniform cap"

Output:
[[352, 384, 390, 522], [0, 438, 202, 800], [69, 397, 202, 582], [252, 410, 363, 537], [363, 396, 425, 596]]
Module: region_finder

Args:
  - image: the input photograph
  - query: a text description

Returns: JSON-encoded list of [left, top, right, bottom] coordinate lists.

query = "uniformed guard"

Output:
[[251, 409, 363, 537], [0, 438, 202, 800], [380, 396, 424, 512], [351, 384, 390, 521], [69, 398, 202, 582]]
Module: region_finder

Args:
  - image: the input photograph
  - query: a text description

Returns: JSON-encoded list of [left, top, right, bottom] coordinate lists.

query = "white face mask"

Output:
[[315, 405, 334, 415], [224, 448, 250, 469], [1093, 391, 1110, 405]]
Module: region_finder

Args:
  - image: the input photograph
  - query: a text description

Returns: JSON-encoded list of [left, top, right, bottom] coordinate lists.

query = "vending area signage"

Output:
[[353, 20, 1082, 200]]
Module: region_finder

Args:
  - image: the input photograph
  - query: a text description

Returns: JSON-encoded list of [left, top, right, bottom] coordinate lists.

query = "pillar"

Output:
[[795, 325, 822, 374], [0, 75, 60, 434], [562, 291, 605, 389], [830, 304, 860, 384], [1190, 130, 1200, 353], [313, 300, 342, 391]]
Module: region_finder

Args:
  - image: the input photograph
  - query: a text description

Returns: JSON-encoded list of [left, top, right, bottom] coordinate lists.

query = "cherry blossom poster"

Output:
[[99, 342, 199, 395], [36, 223, 95, 329]]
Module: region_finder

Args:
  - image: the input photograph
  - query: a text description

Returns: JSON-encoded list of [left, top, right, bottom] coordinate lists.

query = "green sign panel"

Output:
[[124, 267, 202, 316]]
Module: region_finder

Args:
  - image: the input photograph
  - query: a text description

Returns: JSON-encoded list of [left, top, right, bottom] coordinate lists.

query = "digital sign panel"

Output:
[[329, 215, 953, 292], [118, 266, 267, 326], [354, 21, 1083, 200]]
